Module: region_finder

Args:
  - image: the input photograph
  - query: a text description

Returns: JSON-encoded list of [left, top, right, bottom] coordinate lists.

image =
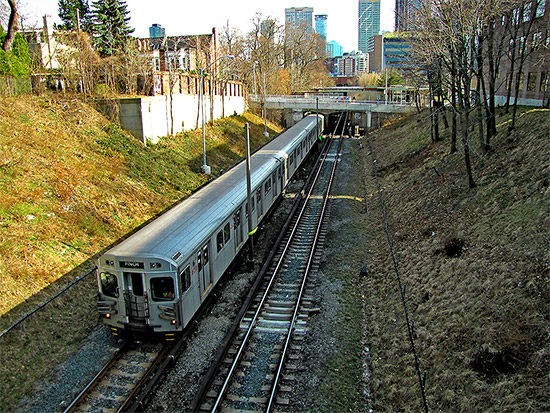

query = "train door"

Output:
[[279, 165, 284, 193], [123, 272, 148, 322], [234, 208, 243, 250], [256, 188, 263, 219], [178, 263, 197, 325], [272, 171, 278, 198], [197, 242, 212, 299]]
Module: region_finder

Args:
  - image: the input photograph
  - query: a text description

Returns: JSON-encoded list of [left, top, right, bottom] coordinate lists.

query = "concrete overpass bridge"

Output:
[[249, 95, 418, 132]]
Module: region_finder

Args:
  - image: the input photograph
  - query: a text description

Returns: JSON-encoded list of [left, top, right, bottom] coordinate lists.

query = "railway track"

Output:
[[193, 136, 342, 412], [63, 341, 170, 412]]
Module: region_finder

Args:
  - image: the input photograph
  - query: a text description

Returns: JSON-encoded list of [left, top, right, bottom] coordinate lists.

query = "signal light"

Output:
[[105, 313, 111, 318]]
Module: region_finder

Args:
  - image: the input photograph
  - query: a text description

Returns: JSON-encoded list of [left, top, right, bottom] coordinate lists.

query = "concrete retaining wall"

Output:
[[113, 94, 246, 144]]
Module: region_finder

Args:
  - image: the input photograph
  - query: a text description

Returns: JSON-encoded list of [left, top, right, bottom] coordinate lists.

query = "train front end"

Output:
[[96, 254, 182, 340]]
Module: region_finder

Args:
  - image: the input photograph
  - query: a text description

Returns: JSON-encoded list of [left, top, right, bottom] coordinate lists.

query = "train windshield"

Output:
[[100, 272, 119, 298], [151, 277, 175, 301]]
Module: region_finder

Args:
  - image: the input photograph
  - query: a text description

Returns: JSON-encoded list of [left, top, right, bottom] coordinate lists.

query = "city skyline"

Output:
[[28, 0, 396, 54]]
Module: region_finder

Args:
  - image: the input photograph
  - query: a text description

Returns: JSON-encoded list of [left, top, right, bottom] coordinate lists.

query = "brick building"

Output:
[[498, 0, 550, 106]]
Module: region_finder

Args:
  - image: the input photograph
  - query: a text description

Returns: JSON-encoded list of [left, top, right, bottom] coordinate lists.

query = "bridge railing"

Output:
[[249, 94, 415, 106]]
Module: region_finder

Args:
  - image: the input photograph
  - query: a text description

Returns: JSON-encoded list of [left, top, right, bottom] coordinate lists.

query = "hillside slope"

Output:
[[361, 107, 550, 410], [0, 97, 280, 316]]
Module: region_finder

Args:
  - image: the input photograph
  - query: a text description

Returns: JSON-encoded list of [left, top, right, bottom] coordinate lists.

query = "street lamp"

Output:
[[262, 65, 282, 138], [200, 54, 234, 175]]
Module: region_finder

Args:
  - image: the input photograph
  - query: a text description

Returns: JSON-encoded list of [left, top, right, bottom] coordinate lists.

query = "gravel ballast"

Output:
[[19, 137, 370, 412]]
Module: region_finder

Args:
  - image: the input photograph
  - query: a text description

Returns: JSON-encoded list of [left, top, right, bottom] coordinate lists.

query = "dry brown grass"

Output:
[[362, 107, 549, 411], [0, 97, 160, 315], [0, 96, 281, 411], [0, 97, 281, 318]]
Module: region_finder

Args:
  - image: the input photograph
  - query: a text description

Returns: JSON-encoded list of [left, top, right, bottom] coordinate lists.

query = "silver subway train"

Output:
[[97, 114, 324, 339]]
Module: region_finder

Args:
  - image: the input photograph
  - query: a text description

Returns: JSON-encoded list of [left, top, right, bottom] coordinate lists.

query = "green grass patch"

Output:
[[0, 95, 282, 411]]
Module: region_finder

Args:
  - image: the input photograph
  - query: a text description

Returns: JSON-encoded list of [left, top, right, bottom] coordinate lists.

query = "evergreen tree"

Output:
[[90, 0, 134, 57], [58, 0, 91, 32], [0, 31, 30, 76]]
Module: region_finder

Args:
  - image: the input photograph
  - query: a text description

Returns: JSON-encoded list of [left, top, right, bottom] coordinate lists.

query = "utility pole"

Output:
[[245, 123, 255, 266]]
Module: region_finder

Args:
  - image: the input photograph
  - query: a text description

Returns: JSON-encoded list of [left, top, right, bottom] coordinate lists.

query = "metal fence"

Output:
[[0, 76, 32, 97]]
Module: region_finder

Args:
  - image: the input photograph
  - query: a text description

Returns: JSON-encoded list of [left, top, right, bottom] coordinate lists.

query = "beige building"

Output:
[[23, 15, 74, 70]]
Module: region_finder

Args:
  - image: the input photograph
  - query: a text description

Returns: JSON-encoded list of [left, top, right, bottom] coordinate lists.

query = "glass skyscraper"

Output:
[[358, 0, 380, 53], [315, 14, 328, 42]]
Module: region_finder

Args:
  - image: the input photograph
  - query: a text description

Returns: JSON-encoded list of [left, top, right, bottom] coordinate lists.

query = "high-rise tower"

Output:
[[285, 7, 314, 31], [395, 0, 422, 31], [315, 14, 328, 42], [358, 0, 380, 53]]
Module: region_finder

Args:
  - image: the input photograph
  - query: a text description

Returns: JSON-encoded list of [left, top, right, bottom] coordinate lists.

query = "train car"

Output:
[[97, 114, 324, 339]]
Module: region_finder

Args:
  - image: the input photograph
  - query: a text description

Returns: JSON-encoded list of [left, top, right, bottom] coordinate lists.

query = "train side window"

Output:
[[151, 277, 175, 301], [217, 230, 224, 252], [179, 266, 191, 291], [203, 245, 209, 265], [264, 177, 271, 195], [289, 153, 294, 165], [257, 189, 262, 203], [197, 251, 202, 272], [224, 223, 231, 243], [100, 272, 119, 298]]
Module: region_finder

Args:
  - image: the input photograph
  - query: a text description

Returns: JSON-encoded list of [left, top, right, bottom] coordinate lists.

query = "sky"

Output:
[[24, 0, 396, 53]]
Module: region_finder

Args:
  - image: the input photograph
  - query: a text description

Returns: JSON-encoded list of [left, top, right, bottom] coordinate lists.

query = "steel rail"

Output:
[[266, 136, 343, 411], [64, 342, 172, 413], [116, 343, 174, 413], [188, 136, 332, 412], [210, 136, 334, 413], [63, 344, 129, 413]]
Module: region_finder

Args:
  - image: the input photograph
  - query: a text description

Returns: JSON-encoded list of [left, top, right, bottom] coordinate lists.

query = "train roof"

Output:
[[104, 115, 321, 265]]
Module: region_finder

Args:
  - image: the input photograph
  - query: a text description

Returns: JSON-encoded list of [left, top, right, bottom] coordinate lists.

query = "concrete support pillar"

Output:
[[366, 111, 372, 130], [283, 109, 304, 128]]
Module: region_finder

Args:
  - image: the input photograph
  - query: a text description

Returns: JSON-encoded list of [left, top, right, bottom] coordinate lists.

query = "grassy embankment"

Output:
[[0, 96, 281, 410], [357, 107, 549, 411]]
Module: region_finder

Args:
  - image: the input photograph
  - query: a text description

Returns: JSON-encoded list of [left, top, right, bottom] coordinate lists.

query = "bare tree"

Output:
[[56, 30, 99, 96], [284, 24, 327, 91], [505, 0, 538, 131], [415, 0, 482, 188], [479, 0, 510, 150], [2, 0, 18, 51]]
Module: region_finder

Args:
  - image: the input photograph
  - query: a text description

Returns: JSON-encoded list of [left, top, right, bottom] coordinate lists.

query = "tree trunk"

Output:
[[485, 18, 498, 150], [450, 78, 457, 154], [2, 0, 19, 52], [429, 84, 435, 143], [477, 79, 484, 150], [462, 110, 476, 188], [505, 40, 517, 114], [459, 73, 476, 189]]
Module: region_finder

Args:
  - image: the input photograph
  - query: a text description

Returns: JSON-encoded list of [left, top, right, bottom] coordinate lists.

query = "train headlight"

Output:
[[171, 320, 176, 325], [105, 313, 111, 318]]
